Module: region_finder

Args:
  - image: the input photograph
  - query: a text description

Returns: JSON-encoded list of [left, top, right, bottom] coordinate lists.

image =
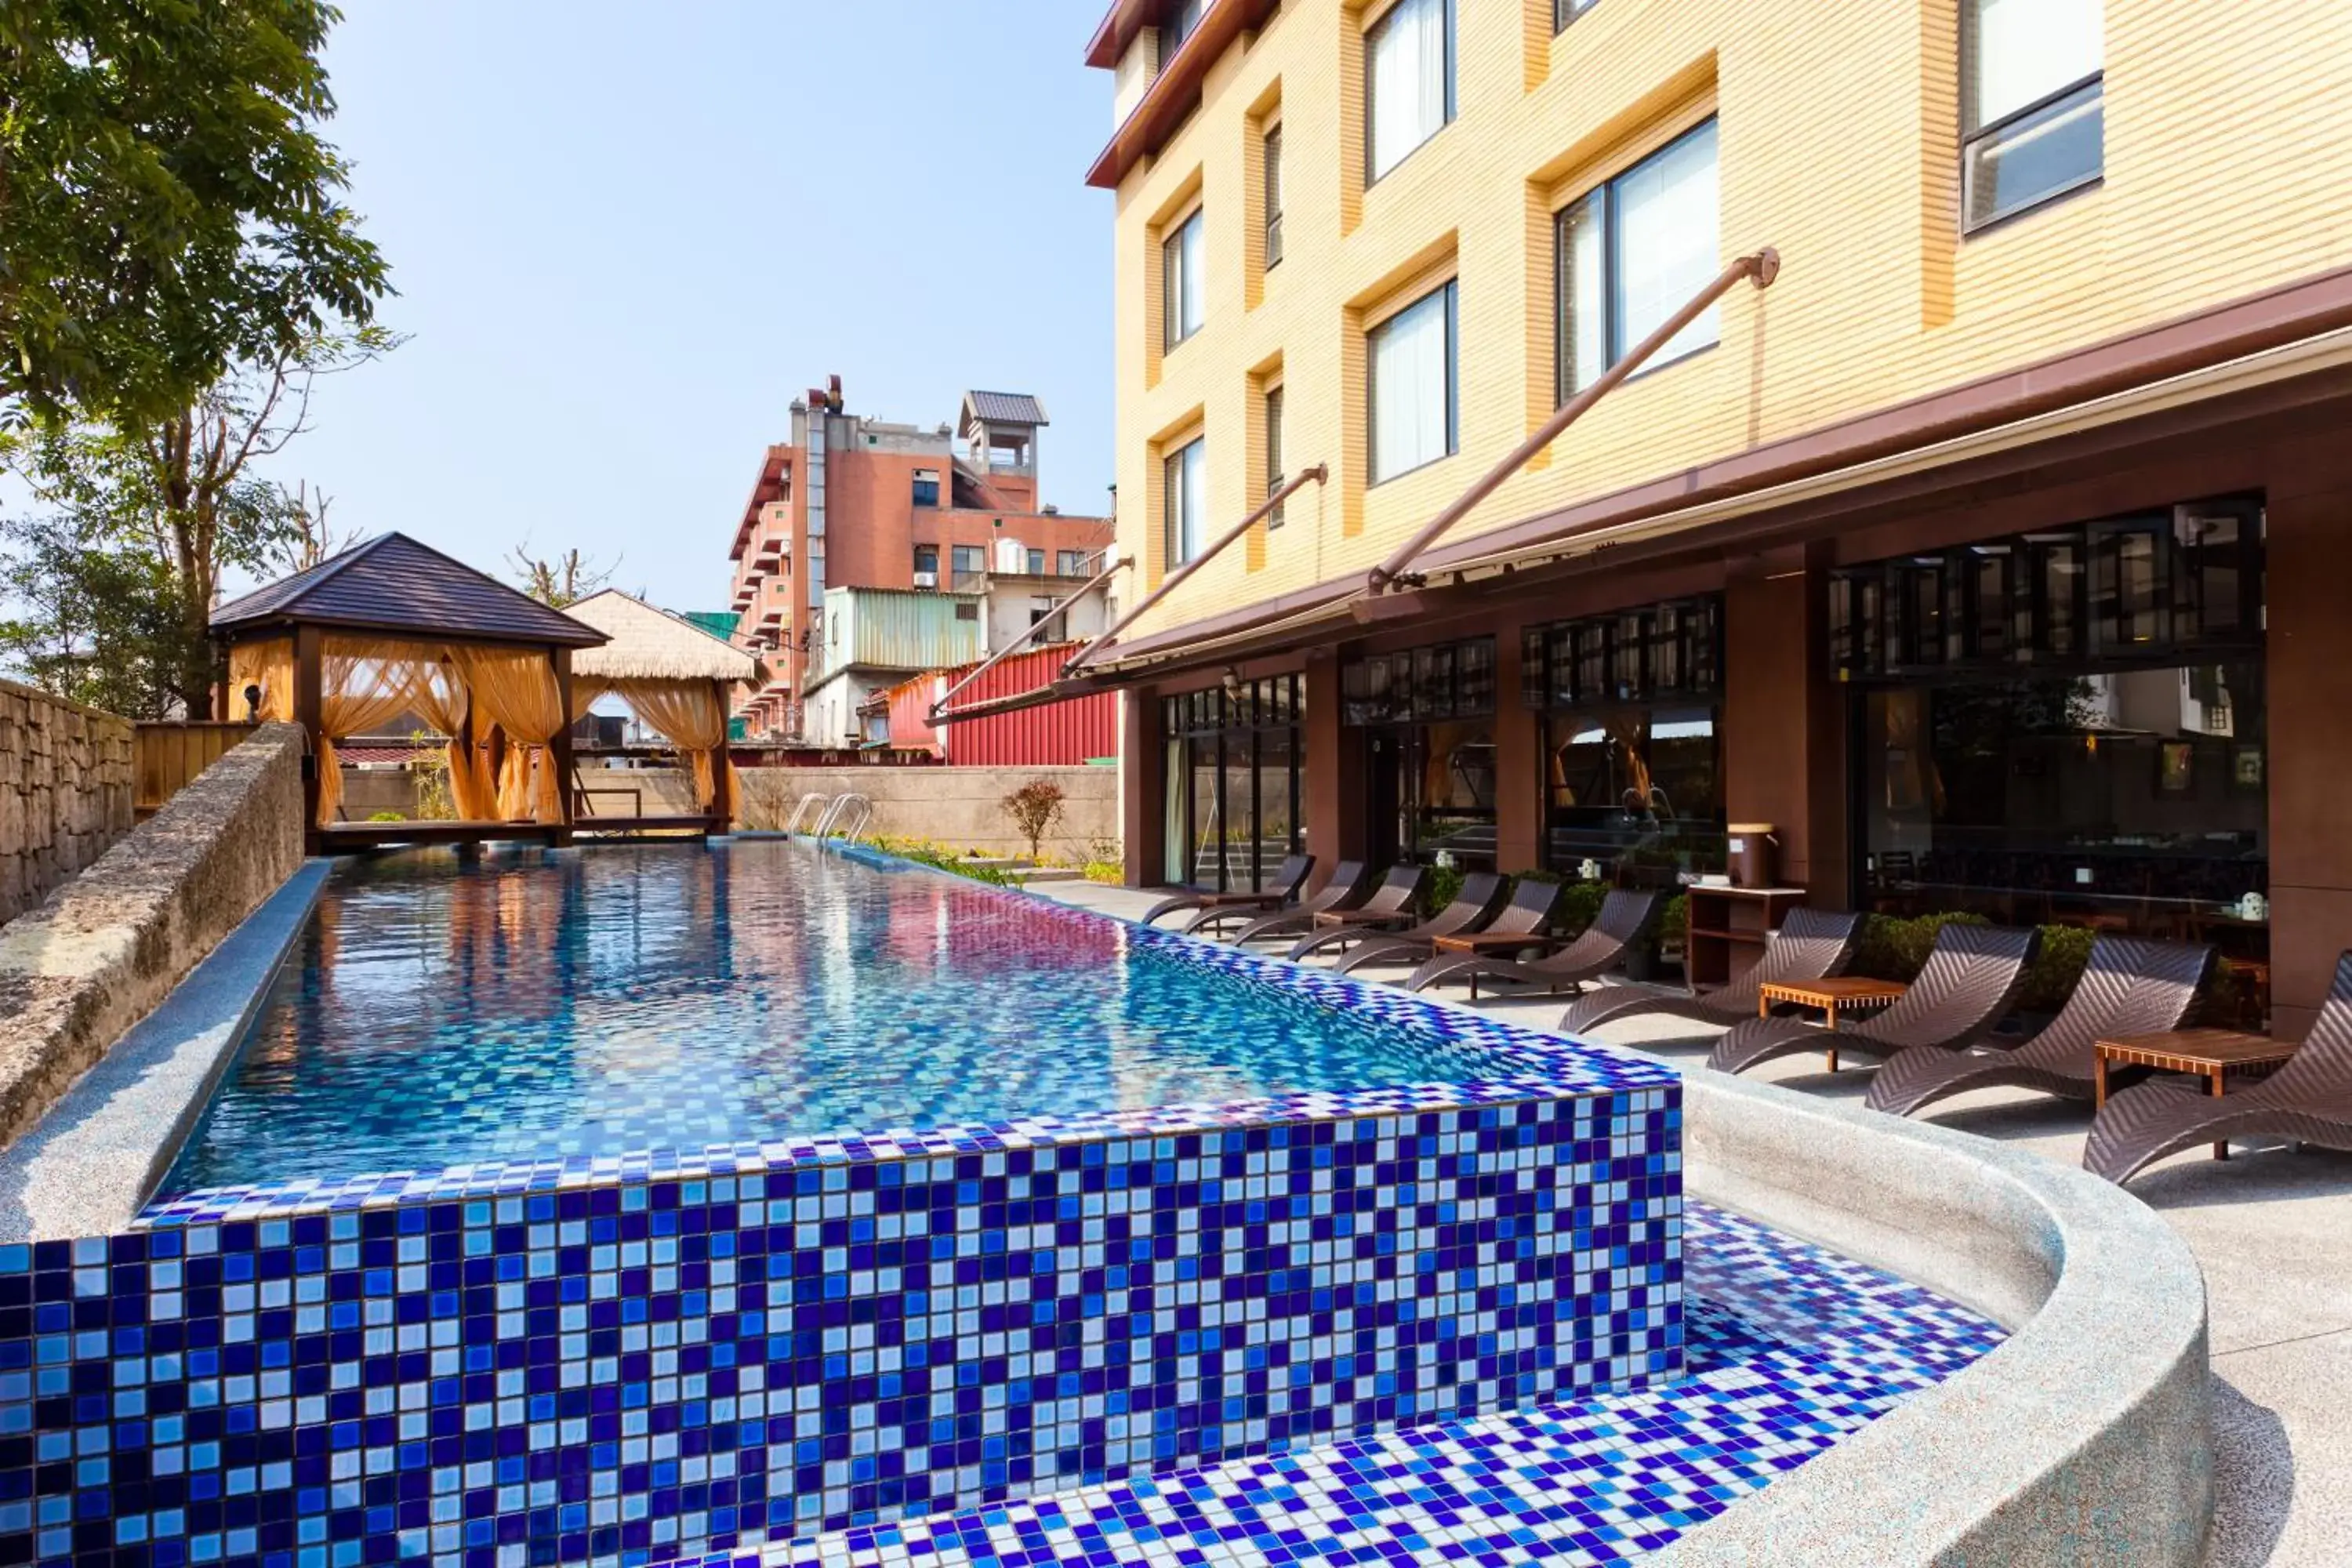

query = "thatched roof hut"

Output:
[[564, 590, 762, 685]]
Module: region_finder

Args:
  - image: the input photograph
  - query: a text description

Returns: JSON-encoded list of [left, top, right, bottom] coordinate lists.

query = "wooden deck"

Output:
[[316, 820, 566, 851]]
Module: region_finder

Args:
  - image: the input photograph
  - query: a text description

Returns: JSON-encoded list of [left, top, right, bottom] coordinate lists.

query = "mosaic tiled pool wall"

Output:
[[0, 1088, 1679, 1568]]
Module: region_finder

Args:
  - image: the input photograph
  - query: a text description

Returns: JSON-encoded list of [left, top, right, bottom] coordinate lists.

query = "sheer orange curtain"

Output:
[[315, 637, 430, 826], [404, 655, 495, 821], [226, 638, 296, 722], [614, 679, 728, 809], [454, 648, 567, 822]]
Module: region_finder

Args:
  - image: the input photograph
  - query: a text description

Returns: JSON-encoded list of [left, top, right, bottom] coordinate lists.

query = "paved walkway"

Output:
[[1034, 877, 2343, 1567]]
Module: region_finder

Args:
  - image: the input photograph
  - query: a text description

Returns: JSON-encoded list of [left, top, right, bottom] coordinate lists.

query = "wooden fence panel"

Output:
[[135, 723, 258, 816]]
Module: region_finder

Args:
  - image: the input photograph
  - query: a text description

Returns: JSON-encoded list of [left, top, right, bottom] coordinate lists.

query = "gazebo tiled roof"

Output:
[[210, 532, 607, 647]]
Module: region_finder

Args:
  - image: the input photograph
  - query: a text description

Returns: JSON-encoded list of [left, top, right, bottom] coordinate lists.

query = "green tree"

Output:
[[0, 512, 184, 717], [0, 0, 389, 429], [0, 329, 389, 715]]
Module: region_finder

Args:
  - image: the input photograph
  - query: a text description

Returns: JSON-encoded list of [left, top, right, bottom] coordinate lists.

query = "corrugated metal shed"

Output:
[[884, 644, 1118, 766], [811, 586, 985, 679]]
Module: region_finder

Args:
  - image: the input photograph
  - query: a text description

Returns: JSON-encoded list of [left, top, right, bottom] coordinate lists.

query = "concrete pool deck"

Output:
[[1038, 877, 2333, 1568]]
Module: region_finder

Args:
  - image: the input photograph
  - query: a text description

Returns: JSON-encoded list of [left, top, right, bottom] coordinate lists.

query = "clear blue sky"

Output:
[[285, 0, 1116, 612]]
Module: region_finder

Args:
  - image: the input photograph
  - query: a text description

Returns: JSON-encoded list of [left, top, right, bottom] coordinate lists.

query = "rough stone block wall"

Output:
[[0, 677, 135, 926], [0, 724, 304, 1150], [734, 764, 1120, 858]]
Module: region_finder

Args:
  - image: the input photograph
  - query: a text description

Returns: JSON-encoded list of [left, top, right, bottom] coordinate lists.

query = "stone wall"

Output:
[[0, 678, 135, 926], [736, 764, 1120, 858], [0, 724, 304, 1150]]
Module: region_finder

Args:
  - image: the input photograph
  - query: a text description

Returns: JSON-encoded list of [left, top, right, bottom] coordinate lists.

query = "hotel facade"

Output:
[[1068, 0, 2352, 1038]]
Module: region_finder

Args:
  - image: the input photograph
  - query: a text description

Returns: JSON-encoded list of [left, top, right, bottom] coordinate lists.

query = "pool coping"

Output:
[[114, 837, 1675, 1226], [0, 858, 332, 1241]]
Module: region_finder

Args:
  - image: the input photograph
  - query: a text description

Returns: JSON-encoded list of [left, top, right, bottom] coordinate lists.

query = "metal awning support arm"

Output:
[[1364, 247, 1780, 593], [927, 553, 1131, 721], [1062, 463, 1329, 676]]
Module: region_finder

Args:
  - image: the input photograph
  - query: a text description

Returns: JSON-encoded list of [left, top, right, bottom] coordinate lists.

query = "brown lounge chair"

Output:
[[1330, 877, 1566, 978], [1222, 862, 1418, 945], [1708, 922, 2039, 1076], [1556, 907, 1864, 1036], [1141, 852, 1313, 927], [1286, 871, 1509, 964], [1401, 887, 1663, 998], [1185, 859, 1374, 938], [1867, 935, 2215, 1118], [2085, 949, 2352, 1185]]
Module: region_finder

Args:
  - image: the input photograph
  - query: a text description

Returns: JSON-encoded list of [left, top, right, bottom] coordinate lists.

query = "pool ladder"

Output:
[[809, 793, 874, 842], [782, 793, 829, 835]]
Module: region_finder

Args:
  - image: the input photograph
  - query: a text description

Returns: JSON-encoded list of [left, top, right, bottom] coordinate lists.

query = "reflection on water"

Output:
[[163, 840, 1497, 1196]]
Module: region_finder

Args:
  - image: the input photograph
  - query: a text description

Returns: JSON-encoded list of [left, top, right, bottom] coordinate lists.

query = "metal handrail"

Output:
[[784, 793, 828, 835], [1364, 248, 1780, 594], [1063, 464, 1329, 677], [814, 793, 873, 840], [929, 550, 1132, 722]]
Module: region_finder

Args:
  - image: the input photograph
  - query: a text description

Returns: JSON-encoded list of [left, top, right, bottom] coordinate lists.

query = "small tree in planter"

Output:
[[1000, 780, 1066, 862]]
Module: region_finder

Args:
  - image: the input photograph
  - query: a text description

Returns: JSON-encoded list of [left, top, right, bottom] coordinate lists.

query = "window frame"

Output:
[[1553, 117, 1721, 405], [1367, 278, 1460, 487], [1262, 122, 1284, 270], [1163, 434, 1207, 569], [1163, 205, 1205, 351], [1264, 383, 1287, 529], [911, 473, 939, 507], [1056, 548, 1091, 577], [1363, 0, 1456, 187], [1552, 0, 1599, 32], [1959, 0, 2105, 234]]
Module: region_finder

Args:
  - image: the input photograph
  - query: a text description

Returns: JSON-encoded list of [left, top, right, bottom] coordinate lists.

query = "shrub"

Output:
[[865, 835, 1013, 886], [1852, 911, 1992, 981], [1423, 863, 1466, 918], [2018, 923, 2097, 1013], [366, 809, 406, 822], [1000, 781, 1066, 862], [1658, 892, 1689, 953], [1081, 835, 1125, 885]]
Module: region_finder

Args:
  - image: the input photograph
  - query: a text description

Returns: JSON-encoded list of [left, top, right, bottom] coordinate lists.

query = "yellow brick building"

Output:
[[1062, 0, 2352, 1039]]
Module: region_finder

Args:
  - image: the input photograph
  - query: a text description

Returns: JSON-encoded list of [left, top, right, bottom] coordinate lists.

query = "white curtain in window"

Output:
[[1613, 122, 1719, 368], [1167, 438, 1207, 564], [1371, 285, 1450, 482], [1560, 193, 1607, 394], [1368, 0, 1446, 180], [1174, 212, 1204, 339], [1971, 0, 2102, 125]]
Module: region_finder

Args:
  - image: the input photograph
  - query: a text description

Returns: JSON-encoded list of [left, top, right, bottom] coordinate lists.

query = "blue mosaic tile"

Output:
[[695, 1201, 2005, 1568]]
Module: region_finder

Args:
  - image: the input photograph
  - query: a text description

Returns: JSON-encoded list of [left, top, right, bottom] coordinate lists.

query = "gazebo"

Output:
[[209, 532, 608, 853], [560, 589, 760, 833]]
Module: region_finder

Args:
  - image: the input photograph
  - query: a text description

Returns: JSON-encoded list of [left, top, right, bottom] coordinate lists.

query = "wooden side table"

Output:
[[2094, 1028, 2296, 1161], [1430, 930, 1567, 956], [1757, 977, 1909, 1072]]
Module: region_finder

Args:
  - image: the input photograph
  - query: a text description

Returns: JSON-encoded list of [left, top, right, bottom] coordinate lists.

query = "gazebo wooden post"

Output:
[[550, 645, 576, 847], [710, 678, 736, 830], [293, 625, 325, 853]]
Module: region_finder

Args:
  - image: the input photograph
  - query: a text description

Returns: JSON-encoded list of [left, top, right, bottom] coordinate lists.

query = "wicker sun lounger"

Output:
[[1330, 877, 1566, 978], [1401, 887, 1662, 998], [1285, 871, 1508, 964], [1182, 860, 1374, 937], [1141, 852, 1314, 927], [1222, 862, 1415, 945], [1866, 935, 2215, 1118], [1556, 907, 1863, 1036], [1708, 922, 2038, 1076], [2084, 949, 2352, 1185]]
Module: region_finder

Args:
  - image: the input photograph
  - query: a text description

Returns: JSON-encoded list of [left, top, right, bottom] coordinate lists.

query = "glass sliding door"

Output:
[[1159, 673, 1307, 890]]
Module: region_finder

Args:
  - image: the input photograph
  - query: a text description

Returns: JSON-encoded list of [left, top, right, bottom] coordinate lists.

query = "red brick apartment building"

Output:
[[724, 381, 1114, 739]]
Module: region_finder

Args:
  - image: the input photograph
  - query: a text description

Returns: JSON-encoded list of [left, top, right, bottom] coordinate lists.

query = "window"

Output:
[[1161, 674, 1305, 891], [1057, 549, 1091, 576], [1341, 637, 1496, 869], [1161, 0, 1205, 62], [913, 544, 938, 576], [806, 540, 826, 607], [1556, 119, 1719, 399], [1553, 0, 1598, 29], [1963, 0, 2103, 229], [1025, 547, 1046, 575], [953, 602, 979, 622], [911, 470, 940, 507], [1163, 208, 1205, 349], [1163, 435, 1207, 567], [950, 544, 986, 590], [1367, 0, 1453, 183], [1264, 384, 1287, 528], [1368, 280, 1457, 484], [1263, 125, 1284, 268]]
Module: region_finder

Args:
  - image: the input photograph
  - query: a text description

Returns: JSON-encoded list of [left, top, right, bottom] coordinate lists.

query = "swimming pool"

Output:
[[161, 840, 1557, 1198]]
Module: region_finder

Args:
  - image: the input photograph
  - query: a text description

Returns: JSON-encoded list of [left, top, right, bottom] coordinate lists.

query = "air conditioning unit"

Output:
[[913, 570, 938, 589]]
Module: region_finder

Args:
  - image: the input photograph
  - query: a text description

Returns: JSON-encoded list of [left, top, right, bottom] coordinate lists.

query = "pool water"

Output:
[[161, 840, 1516, 1197]]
